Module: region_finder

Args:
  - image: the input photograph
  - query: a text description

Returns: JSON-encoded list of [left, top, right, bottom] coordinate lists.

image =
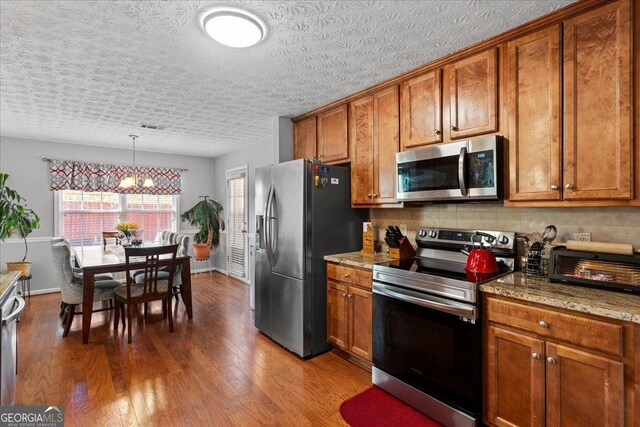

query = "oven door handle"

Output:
[[373, 282, 477, 319]]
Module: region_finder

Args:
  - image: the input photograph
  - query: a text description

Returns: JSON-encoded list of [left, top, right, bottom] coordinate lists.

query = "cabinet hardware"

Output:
[[565, 183, 574, 190], [373, 194, 378, 198], [344, 273, 350, 278], [367, 193, 372, 198], [550, 184, 558, 190], [433, 129, 440, 135], [341, 293, 347, 297], [538, 320, 548, 328], [547, 356, 557, 364], [532, 352, 541, 360], [450, 125, 458, 131], [347, 294, 352, 298]]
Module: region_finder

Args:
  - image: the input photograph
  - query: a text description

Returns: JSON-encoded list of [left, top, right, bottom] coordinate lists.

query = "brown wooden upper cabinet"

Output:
[[563, 0, 632, 200], [400, 69, 442, 150], [350, 86, 400, 206], [507, 25, 562, 201], [446, 48, 498, 140], [317, 104, 349, 164], [507, 1, 633, 203], [293, 116, 316, 161]]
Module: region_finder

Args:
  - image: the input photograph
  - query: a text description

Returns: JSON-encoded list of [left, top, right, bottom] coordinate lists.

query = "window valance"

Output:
[[48, 159, 182, 195]]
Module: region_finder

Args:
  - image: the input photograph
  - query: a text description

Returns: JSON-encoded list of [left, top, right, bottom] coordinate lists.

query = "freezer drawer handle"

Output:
[[373, 282, 476, 319], [2, 296, 26, 326]]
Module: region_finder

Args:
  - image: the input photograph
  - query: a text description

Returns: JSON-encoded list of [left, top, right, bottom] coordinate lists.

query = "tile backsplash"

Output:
[[371, 204, 640, 249]]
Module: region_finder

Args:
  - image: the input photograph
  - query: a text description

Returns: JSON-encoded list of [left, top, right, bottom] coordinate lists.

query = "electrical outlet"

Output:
[[573, 232, 591, 242], [399, 224, 408, 236]]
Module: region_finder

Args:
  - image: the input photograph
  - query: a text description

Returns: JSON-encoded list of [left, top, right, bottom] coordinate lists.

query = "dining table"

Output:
[[74, 244, 193, 344]]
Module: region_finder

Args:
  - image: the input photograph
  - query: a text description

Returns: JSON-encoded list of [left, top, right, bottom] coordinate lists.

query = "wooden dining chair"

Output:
[[114, 244, 179, 343], [102, 231, 121, 248]]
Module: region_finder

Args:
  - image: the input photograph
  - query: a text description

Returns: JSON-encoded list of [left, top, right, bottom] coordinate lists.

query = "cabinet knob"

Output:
[[347, 294, 352, 298], [547, 356, 557, 364], [450, 125, 458, 131], [433, 129, 440, 135], [341, 293, 347, 297], [538, 320, 549, 328], [367, 193, 372, 198], [373, 194, 378, 198], [343, 273, 350, 278], [532, 352, 541, 360], [565, 183, 574, 190], [550, 184, 558, 190]]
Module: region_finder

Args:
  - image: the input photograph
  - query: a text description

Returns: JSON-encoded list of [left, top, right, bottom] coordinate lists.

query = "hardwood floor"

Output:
[[16, 272, 371, 426]]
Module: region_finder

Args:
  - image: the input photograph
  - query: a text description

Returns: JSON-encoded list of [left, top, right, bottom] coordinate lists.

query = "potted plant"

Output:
[[0, 173, 40, 276], [180, 196, 225, 260]]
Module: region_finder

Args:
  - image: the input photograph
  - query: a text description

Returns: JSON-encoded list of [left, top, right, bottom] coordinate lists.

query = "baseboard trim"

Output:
[[192, 267, 227, 275], [25, 287, 61, 296]]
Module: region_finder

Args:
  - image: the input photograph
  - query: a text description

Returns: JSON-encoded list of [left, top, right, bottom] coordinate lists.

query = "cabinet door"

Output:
[[485, 326, 545, 427], [326, 281, 349, 350], [317, 104, 349, 163], [400, 69, 442, 150], [545, 343, 623, 427], [349, 96, 375, 205], [373, 85, 399, 204], [293, 116, 317, 160], [447, 49, 498, 140], [563, 0, 632, 200], [507, 26, 562, 201], [348, 286, 372, 361]]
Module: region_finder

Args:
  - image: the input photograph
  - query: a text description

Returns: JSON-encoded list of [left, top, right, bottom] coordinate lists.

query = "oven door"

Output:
[[372, 282, 481, 418]]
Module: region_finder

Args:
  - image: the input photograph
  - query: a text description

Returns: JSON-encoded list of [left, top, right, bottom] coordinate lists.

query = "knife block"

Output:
[[389, 237, 416, 259]]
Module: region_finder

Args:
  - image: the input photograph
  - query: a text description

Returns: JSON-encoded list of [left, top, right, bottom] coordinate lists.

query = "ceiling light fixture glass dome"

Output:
[[202, 8, 266, 48]]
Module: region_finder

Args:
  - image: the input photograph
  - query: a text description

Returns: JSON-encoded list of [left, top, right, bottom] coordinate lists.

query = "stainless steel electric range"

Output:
[[372, 227, 517, 427]]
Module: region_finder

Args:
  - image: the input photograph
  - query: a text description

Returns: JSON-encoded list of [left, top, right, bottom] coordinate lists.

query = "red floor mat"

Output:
[[339, 386, 443, 427]]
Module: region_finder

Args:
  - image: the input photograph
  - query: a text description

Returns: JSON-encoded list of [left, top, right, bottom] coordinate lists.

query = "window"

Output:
[[226, 167, 248, 280], [56, 190, 178, 247]]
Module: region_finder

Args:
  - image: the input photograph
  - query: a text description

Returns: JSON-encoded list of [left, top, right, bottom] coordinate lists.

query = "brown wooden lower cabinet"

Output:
[[326, 263, 372, 363], [484, 295, 633, 427]]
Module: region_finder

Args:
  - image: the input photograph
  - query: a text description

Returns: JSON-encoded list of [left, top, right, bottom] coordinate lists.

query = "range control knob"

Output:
[[497, 235, 509, 245], [418, 229, 427, 238], [428, 230, 437, 238]]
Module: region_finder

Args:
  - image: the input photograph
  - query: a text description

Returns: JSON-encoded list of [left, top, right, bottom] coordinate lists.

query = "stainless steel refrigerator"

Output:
[[255, 159, 367, 358]]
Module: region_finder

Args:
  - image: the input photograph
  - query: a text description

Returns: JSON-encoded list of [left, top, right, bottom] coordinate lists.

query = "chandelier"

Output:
[[118, 135, 154, 189]]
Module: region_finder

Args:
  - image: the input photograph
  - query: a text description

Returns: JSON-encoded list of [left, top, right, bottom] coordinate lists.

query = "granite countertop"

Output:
[[480, 272, 640, 324], [0, 271, 20, 303], [324, 251, 393, 270]]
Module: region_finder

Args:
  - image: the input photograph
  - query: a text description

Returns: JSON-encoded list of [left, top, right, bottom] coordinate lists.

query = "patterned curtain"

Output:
[[48, 159, 182, 195]]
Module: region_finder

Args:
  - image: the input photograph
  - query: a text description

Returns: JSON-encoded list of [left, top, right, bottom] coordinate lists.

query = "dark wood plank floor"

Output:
[[16, 272, 371, 426]]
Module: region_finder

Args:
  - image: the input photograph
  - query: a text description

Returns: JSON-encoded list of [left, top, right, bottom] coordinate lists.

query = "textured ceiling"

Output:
[[0, 0, 575, 158]]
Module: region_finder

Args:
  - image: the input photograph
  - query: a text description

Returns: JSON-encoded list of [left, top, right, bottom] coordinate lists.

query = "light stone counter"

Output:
[[324, 251, 393, 270], [0, 271, 20, 305], [480, 272, 640, 324]]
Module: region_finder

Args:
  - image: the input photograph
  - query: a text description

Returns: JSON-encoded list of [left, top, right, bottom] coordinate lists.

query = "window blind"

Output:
[[227, 173, 247, 278]]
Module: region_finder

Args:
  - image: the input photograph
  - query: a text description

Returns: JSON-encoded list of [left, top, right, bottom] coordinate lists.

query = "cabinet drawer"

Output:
[[327, 263, 372, 289], [485, 297, 623, 357]]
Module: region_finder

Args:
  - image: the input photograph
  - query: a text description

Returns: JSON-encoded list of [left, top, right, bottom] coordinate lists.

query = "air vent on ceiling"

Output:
[[140, 123, 165, 130]]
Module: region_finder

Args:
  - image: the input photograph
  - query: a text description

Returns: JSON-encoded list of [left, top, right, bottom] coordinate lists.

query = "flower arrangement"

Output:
[[116, 221, 139, 237]]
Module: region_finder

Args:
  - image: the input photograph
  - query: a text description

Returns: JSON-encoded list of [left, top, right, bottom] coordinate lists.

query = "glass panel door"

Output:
[[226, 167, 248, 280]]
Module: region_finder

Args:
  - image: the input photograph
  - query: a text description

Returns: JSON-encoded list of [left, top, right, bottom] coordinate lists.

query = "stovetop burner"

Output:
[[376, 256, 510, 284]]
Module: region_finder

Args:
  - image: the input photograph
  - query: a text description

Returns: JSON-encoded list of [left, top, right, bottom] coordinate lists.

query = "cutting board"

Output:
[[565, 240, 635, 255]]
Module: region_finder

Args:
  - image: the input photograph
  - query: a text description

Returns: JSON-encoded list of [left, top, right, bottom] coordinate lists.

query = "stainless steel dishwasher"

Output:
[[1, 278, 25, 405]]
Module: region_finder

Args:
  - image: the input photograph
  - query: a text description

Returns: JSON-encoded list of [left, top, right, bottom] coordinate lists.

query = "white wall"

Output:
[[0, 136, 216, 293]]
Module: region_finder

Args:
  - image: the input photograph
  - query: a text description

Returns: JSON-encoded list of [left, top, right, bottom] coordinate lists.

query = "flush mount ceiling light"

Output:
[[201, 8, 266, 48]]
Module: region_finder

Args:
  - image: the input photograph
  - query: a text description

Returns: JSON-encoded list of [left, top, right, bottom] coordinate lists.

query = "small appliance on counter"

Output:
[[549, 246, 640, 294]]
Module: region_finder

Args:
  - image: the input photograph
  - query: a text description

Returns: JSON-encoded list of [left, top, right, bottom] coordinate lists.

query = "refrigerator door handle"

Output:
[[269, 189, 278, 261], [264, 184, 274, 266]]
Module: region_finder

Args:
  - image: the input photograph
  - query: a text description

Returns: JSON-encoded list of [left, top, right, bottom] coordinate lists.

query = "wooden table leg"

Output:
[[181, 258, 193, 319], [82, 270, 95, 344]]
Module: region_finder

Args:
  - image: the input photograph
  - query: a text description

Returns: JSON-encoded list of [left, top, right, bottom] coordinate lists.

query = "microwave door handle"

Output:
[[458, 146, 468, 197]]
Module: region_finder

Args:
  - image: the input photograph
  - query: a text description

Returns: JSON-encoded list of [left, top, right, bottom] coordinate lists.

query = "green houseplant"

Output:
[[0, 173, 40, 276], [180, 196, 225, 260]]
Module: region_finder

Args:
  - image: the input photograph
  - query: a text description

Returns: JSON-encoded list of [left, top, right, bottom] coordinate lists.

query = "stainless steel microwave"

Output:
[[396, 136, 502, 202]]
